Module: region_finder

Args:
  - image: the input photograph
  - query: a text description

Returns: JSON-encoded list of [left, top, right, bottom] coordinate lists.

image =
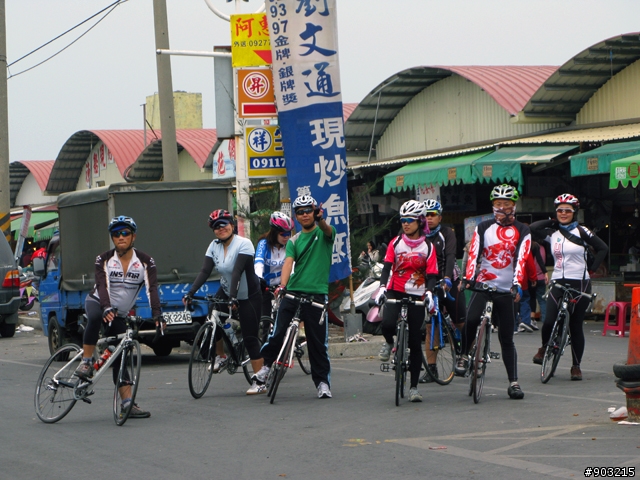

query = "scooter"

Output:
[[19, 269, 37, 311], [340, 261, 383, 334]]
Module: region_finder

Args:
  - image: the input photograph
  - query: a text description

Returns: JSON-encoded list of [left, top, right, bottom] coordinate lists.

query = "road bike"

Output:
[[463, 282, 507, 404], [266, 292, 326, 404], [187, 296, 256, 399], [379, 296, 426, 406], [260, 285, 311, 375], [541, 281, 596, 383], [421, 281, 460, 385], [35, 316, 152, 426]]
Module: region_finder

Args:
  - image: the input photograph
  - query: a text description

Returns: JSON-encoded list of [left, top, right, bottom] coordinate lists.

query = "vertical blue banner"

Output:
[[268, 0, 351, 282]]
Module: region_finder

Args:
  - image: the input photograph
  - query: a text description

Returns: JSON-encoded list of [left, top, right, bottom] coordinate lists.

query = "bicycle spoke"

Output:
[[34, 344, 82, 424], [188, 323, 215, 399]]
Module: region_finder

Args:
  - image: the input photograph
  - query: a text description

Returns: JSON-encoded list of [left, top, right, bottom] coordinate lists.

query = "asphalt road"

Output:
[[1, 322, 638, 480]]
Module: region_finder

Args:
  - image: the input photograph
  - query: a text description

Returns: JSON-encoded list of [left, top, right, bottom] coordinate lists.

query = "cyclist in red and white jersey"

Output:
[[373, 200, 438, 403], [461, 185, 530, 400], [530, 194, 608, 380]]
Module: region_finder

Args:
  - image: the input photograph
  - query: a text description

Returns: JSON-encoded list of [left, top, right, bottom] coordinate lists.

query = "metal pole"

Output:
[[152, 0, 180, 181], [0, 0, 11, 240]]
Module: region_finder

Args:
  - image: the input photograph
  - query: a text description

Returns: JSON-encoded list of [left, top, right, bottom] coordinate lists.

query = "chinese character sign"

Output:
[[268, 0, 350, 282], [231, 14, 272, 67], [245, 125, 286, 178]]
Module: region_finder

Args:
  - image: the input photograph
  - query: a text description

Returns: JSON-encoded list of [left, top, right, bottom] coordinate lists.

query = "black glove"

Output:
[[314, 207, 323, 222], [259, 278, 269, 292], [153, 315, 165, 326], [182, 293, 193, 305], [228, 298, 238, 310]]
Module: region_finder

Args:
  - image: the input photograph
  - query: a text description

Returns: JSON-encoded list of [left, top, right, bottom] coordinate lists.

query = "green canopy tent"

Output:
[[571, 140, 640, 178], [609, 154, 640, 189]]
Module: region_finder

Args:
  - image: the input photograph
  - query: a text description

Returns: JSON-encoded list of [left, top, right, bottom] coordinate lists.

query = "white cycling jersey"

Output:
[[546, 226, 592, 280]]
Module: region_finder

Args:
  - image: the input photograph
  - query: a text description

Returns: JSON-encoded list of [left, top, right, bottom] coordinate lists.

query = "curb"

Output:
[[329, 340, 382, 358]]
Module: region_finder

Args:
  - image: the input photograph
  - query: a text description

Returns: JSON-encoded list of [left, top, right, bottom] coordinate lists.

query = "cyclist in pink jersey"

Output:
[[373, 200, 438, 403]]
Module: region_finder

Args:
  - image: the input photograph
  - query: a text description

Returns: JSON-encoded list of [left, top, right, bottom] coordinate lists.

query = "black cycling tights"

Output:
[[380, 290, 425, 389], [542, 279, 591, 367], [464, 291, 518, 383]]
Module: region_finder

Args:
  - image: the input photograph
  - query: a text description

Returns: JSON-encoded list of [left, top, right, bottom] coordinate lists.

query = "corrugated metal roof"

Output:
[[343, 102, 357, 121], [501, 122, 640, 144], [345, 66, 557, 157], [126, 129, 218, 181], [8, 160, 55, 207], [351, 144, 495, 170], [522, 33, 640, 121]]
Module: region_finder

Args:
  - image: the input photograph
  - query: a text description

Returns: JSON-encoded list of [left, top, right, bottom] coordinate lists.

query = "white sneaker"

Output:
[[212, 355, 228, 373], [317, 382, 332, 398], [519, 322, 533, 333], [246, 380, 267, 395], [531, 319, 539, 331], [409, 387, 423, 402], [254, 365, 270, 383]]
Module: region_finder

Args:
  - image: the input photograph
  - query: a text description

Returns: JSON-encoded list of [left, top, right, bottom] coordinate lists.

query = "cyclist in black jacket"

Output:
[[421, 199, 467, 383]]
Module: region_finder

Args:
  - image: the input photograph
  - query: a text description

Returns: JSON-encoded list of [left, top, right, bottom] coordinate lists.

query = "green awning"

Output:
[[610, 154, 640, 189], [472, 146, 578, 189], [383, 151, 490, 193], [11, 211, 59, 238], [571, 140, 640, 177], [34, 223, 58, 242]]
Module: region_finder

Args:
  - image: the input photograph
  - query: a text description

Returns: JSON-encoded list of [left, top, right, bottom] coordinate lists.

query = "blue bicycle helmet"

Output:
[[108, 215, 137, 233]]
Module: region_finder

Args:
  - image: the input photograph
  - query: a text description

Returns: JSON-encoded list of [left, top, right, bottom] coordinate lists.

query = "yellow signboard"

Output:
[[245, 125, 286, 178], [231, 14, 272, 67]]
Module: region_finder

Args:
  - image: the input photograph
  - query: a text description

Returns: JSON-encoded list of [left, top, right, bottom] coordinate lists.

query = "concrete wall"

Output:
[[145, 92, 203, 130]]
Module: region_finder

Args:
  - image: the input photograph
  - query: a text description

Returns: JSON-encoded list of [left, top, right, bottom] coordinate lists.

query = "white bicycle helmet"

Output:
[[270, 211, 294, 231], [399, 200, 426, 218], [423, 199, 443, 215], [292, 194, 317, 209], [490, 184, 520, 202], [554, 193, 580, 210]]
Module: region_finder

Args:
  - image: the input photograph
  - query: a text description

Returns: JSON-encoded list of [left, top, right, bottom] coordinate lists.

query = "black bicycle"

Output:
[[260, 285, 311, 375], [265, 292, 326, 404], [380, 296, 426, 406], [541, 281, 596, 383], [187, 296, 256, 399]]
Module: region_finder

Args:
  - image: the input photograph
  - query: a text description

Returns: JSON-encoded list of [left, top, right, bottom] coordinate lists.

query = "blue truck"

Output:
[[34, 181, 232, 356]]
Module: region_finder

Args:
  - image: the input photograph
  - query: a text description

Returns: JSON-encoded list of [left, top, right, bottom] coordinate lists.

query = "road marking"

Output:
[[392, 424, 600, 479], [0, 358, 43, 368]]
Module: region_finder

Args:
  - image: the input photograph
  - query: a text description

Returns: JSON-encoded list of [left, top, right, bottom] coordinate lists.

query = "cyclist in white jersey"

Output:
[[530, 194, 608, 380], [74, 216, 163, 418]]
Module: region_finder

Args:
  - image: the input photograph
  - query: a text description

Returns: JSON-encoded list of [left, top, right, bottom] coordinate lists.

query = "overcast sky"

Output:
[[6, 0, 640, 162]]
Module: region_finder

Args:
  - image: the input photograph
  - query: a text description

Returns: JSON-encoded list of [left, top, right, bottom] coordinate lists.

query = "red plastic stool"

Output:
[[602, 302, 631, 337]]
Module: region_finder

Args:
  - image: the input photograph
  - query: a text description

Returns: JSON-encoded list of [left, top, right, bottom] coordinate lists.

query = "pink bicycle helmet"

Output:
[[554, 193, 580, 210], [270, 211, 294, 232], [208, 209, 234, 229]]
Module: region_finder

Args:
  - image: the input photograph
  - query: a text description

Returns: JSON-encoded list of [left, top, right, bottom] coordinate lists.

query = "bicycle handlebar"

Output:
[[283, 292, 326, 310], [383, 297, 426, 307], [434, 279, 455, 301], [550, 280, 597, 302]]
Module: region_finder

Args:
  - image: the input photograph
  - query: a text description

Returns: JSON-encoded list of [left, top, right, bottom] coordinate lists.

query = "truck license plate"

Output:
[[164, 311, 192, 325]]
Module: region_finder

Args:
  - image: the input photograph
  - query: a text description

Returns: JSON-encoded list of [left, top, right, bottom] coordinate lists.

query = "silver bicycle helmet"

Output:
[[490, 184, 520, 202], [399, 200, 426, 218], [292, 194, 317, 209]]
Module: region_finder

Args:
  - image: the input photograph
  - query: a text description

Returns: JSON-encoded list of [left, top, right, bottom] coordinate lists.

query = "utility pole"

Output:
[[152, 0, 180, 182], [0, 0, 11, 240]]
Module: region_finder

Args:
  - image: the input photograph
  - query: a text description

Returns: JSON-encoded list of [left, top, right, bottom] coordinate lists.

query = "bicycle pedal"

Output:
[[380, 363, 390, 372], [489, 352, 500, 360], [81, 397, 92, 404]]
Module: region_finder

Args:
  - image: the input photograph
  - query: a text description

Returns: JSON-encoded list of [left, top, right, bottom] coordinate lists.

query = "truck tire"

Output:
[[613, 361, 640, 381], [152, 344, 173, 357], [48, 315, 67, 356], [0, 322, 16, 338]]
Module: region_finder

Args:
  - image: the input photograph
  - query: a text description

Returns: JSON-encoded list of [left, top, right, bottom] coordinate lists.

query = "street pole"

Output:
[[0, 0, 11, 240], [152, 0, 180, 182]]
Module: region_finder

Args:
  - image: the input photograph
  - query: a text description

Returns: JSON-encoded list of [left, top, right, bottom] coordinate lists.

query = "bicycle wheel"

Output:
[[395, 326, 406, 406], [113, 340, 141, 426], [240, 339, 260, 385], [188, 323, 215, 399], [295, 338, 311, 375], [541, 316, 564, 384], [472, 319, 488, 404], [34, 344, 82, 423], [259, 316, 273, 345], [425, 322, 456, 386], [270, 329, 296, 404]]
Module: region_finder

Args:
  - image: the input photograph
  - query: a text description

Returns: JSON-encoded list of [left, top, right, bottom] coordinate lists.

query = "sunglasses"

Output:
[[400, 218, 417, 224], [556, 208, 574, 214], [213, 222, 231, 230], [425, 212, 439, 217], [295, 208, 314, 215], [279, 231, 292, 237], [111, 230, 132, 238]]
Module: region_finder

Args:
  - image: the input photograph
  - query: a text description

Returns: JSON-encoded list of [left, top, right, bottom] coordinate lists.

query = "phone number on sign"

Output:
[[584, 466, 635, 477], [250, 157, 286, 170]]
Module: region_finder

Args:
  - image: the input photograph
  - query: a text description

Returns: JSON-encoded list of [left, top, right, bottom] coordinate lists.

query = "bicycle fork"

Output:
[[275, 320, 299, 369]]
